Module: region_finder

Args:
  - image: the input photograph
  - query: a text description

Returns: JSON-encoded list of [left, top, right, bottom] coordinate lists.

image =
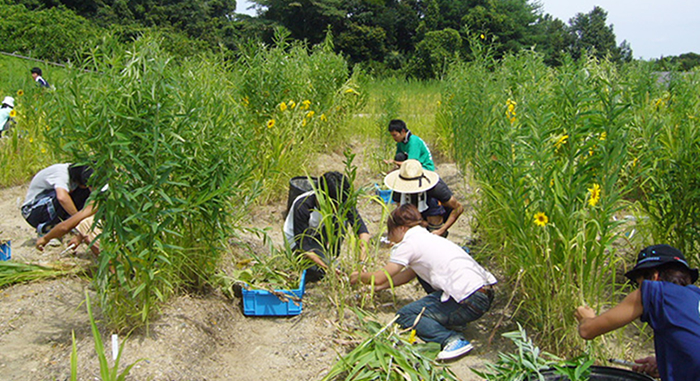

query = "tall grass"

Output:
[[441, 50, 637, 356], [48, 35, 258, 330], [0, 56, 62, 186]]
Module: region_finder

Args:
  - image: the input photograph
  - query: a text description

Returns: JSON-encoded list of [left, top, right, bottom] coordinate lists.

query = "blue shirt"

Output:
[[641, 281, 700, 380]]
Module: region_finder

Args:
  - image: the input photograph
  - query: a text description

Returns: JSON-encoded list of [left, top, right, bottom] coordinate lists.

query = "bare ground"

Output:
[[0, 147, 519, 381]]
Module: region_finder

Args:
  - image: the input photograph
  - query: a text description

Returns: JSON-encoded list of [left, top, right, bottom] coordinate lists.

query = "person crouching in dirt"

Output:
[[350, 204, 497, 361], [284, 171, 371, 283], [384, 159, 463, 238], [575, 244, 700, 380], [21, 163, 93, 236]]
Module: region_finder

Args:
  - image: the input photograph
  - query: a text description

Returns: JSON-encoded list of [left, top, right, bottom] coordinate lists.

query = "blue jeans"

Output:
[[396, 290, 492, 347]]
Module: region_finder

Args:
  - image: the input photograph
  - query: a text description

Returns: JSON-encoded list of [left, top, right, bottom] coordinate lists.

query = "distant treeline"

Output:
[[1, 0, 697, 77]]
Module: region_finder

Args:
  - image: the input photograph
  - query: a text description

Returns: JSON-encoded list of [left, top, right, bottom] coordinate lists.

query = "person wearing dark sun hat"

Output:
[[575, 244, 700, 380]]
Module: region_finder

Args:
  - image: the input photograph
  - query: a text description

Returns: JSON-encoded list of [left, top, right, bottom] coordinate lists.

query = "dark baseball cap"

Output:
[[625, 244, 698, 284]]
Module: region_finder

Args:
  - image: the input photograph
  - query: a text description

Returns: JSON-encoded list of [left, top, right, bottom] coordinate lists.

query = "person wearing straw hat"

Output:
[[0, 96, 15, 137], [575, 244, 700, 380], [384, 159, 463, 238]]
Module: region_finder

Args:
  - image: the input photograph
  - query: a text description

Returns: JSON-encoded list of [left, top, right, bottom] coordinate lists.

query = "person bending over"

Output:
[[284, 171, 370, 282], [351, 204, 497, 361]]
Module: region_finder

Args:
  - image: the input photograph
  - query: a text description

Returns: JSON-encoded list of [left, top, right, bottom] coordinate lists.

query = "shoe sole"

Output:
[[436, 343, 474, 361]]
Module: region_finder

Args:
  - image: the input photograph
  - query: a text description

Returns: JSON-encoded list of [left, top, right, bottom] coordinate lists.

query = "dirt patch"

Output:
[[0, 150, 517, 380]]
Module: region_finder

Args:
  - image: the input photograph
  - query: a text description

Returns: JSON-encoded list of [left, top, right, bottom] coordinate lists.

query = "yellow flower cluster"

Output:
[[301, 100, 311, 110], [588, 183, 601, 207], [505, 99, 517, 124]]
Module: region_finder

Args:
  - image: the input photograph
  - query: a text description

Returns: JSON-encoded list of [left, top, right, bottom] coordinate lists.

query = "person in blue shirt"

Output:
[[575, 244, 700, 380]]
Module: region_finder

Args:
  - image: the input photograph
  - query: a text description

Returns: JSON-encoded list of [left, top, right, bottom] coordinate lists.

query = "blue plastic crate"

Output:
[[0, 240, 10, 261], [242, 270, 306, 316]]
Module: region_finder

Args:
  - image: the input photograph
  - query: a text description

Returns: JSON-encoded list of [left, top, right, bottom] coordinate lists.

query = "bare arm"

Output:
[[432, 196, 463, 236], [575, 289, 643, 340], [375, 268, 416, 290], [55, 187, 79, 216], [36, 202, 96, 249], [351, 262, 405, 288]]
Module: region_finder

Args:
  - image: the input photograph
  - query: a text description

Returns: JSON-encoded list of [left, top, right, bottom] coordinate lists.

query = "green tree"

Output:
[[336, 22, 387, 64], [408, 28, 461, 79], [251, 0, 345, 44], [566, 6, 618, 60]]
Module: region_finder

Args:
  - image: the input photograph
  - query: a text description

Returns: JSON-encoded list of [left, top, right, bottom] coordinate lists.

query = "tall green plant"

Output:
[[48, 35, 256, 330], [441, 52, 632, 356]]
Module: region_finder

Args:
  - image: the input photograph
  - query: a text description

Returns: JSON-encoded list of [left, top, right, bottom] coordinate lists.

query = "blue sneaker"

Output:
[[436, 338, 473, 361]]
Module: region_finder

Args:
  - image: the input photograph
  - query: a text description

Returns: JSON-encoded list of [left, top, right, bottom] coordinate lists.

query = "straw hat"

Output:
[[384, 159, 439, 194], [2, 96, 14, 108]]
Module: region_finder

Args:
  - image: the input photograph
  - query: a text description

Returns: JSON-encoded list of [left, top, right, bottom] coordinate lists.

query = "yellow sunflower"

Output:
[[279, 102, 288, 112], [588, 183, 601, 207], [266, 119, 275, 129], [9, 110, 16, 118], [534, 212, 549, 227], [17, 90, 24, 96]]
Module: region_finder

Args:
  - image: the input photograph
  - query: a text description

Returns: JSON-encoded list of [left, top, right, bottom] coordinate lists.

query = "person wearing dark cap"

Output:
[[30, 67, 50, 88], [21, 163, 93, 235], [575, 244, 700, 380]]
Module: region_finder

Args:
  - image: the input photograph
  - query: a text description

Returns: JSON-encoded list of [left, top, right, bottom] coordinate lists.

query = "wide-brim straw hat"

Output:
[[2, 96, 14, 108], [384, 159, 440, 194]]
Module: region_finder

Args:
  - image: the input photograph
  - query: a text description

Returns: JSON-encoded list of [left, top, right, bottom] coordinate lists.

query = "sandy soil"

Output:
[[0, 147, 518, 380]]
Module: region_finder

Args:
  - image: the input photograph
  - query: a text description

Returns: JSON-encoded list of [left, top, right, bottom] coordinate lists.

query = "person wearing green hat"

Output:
[[574, 244, 700, 380]]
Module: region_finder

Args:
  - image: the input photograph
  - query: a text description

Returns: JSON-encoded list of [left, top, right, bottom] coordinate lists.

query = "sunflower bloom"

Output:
[[302, 119, 308, 127], [599, 132, 607, 141], [306, 111, 315, 119], [534, 212, 548, 227], [267, 119, 275, 129], [9, 110, 16, 118], [279, 102, 288, 112], [320, 114, 327, 122], [41, 148, 46, 153], [29, 137, 34, 143], [301, 100, 311, 110], [588, 183, 601, 207], [408, 329, 417, 344], [480, 33, 485, 40], [288, 100, 296, 109], [17, 90, 24, 96]]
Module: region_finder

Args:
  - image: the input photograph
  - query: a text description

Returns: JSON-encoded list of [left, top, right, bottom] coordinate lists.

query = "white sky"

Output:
[[235, 0, 700, 59]]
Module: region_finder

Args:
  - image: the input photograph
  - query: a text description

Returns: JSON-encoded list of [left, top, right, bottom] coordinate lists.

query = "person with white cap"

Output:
[[575, 244, 700, 380], [384, 159, 463, 238], [0, 96, 15, 137]]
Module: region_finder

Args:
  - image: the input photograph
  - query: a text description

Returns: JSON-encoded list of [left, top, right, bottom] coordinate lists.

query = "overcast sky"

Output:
[[235, 0, 700, 60]]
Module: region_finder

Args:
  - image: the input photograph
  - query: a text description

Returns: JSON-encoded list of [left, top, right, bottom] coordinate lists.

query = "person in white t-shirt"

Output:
[[350, 204, 497, 361]]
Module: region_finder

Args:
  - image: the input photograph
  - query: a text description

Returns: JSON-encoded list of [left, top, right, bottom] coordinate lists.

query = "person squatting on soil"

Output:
[[384, 159, 463, 238], [21, 163, 93, 236], [284, 171, 370, 283], [575, 244, 700, 380], [30, 67, 50, 88], [350, 204, 497, 361], [383, 119, 434, 171], [0, 96, 15, 138]]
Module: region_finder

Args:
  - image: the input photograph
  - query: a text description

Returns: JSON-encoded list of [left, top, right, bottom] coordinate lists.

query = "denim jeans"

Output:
[[396, 290, 492, 347]]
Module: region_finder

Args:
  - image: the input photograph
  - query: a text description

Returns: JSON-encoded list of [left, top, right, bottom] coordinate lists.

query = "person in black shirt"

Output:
[[283, 171, 370, 282]]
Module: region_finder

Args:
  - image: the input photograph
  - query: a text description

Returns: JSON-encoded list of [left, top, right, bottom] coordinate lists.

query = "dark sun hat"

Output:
[[625, 244, 699, 284]]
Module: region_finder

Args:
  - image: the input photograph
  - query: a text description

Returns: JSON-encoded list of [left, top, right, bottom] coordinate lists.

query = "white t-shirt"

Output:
[[22, 163, 73, 206], [390, 226, 497, 303]]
